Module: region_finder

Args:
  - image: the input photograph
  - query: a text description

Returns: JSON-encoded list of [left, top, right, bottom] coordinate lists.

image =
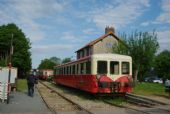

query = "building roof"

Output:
[[76, 31, 123, 52]]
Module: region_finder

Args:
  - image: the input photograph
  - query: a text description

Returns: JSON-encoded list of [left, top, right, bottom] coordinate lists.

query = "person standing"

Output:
[[27, 73, 35, 97]]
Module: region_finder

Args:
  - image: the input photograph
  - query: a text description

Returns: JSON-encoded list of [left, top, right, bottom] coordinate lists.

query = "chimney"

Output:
[[105, 26, 115, 34]]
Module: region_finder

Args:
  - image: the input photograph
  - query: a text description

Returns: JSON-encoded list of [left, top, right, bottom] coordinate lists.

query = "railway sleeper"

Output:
[[126, 99, 152, 107], [126, 95, 157, 106]]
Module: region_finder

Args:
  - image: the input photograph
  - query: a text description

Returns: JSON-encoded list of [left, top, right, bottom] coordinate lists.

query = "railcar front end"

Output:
[[91, 54, 133, 93]]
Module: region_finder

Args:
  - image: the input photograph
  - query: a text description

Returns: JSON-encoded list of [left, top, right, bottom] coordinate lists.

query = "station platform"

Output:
[[0, 88, 52, 114]]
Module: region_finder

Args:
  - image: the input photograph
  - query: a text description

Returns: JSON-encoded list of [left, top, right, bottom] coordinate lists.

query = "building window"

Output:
[[97, 61, 107, 74], [110, 61, 119, 75], [77, 52, 80, 59], [82, 50, 84, 58], [87, 49, 89, 56], [122, 62, 129, 74]]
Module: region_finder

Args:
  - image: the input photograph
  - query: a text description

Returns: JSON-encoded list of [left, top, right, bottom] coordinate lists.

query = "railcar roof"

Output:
[[55, 53, 131, 68], [91, 53, 132, 60]]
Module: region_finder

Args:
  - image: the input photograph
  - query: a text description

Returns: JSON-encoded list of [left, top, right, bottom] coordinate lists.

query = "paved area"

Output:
[[0, 88, 52, 114]]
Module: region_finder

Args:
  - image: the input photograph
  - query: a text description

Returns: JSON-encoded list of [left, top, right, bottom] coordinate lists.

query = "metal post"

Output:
[[7, 34, 13, 104]]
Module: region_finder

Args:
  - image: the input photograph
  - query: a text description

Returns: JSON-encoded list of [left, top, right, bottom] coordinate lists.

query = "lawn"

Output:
[[133, 82, 168, 96], [16, 79, 27, 92]]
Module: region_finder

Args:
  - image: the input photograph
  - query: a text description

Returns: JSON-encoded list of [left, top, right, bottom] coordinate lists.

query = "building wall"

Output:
[[42, 70, 54, 76], [92, 35, 118, 54]]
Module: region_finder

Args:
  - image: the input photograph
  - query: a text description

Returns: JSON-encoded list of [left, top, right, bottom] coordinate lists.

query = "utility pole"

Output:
[[7, 33, 13, 104]]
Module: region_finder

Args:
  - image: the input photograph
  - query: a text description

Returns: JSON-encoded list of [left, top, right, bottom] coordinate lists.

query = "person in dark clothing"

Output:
[[27, 74, 35, 97]]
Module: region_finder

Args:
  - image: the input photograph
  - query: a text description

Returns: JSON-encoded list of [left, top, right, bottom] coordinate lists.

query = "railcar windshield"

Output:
[[110, 61, 119, 75], [122, 62, 130, 74], [97, 61, 107, 74]]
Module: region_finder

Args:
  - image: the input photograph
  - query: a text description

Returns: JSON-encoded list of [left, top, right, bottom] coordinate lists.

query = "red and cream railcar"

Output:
[[54, 53, 133, 94]]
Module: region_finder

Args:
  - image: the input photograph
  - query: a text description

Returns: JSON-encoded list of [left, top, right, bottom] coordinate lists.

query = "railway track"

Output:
[[37, 81, 94, 114], [38, 81, 170, 114], [125, 93, 166, 107], [102, 93, 170, 114]]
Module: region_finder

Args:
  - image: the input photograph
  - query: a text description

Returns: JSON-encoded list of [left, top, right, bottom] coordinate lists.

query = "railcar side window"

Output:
[[76, 64, 79, 74], [69, 66, 71, 74], [80, 63, 84, 74], [86, 61, 91, 74], [66, 66, 68, 74], [110, 61, 119, 75], [63, 67, 65, 74], [60, 68, 62, 74], [97, 61, 107, 74], [122, 62, 130, 74], [72, 65, 75, 74]]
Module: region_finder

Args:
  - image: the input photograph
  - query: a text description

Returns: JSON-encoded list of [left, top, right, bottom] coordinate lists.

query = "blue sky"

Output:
[[0, 0, 170, 68]]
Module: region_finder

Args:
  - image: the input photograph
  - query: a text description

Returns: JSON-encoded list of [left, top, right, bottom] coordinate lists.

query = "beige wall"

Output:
[[42, 70, 54, 76], [92, 35, 118, 54]]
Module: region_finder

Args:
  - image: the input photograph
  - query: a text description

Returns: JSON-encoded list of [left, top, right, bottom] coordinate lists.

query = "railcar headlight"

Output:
[[96, 74, 101, 80]]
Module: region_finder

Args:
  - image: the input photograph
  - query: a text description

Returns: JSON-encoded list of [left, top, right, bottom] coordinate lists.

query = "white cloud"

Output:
[[82, 28, 100, 35], [155, 0, 170, 24], [79, 0, 150, 29], [0, 0, 65, 42], [31, 44, 75, 68], [157, 29, 170, 51], [11, 0, 63, 19], [32, 44, 74, 54], [59, 32, 83, 43]]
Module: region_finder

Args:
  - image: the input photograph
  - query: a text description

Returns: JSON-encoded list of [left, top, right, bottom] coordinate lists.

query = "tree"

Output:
[[0, 23, 31, 78], [62, 57, 72, 63], [38, 59, 56, 70], [113, 31, 159, 84], [155, 50, 170, 80], [49, 57, 61, 65]]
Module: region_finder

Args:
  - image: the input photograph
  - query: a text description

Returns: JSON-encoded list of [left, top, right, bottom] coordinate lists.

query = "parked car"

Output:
[[152, 77, 163, 83], [165, 79, 170, 92], [145, 77, 163, 84]]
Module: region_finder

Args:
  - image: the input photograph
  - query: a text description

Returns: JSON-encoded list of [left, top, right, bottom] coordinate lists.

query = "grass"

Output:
[[133, 82, 168, 96], [103, 97, 126, 106], [16, 79, 27, 92]]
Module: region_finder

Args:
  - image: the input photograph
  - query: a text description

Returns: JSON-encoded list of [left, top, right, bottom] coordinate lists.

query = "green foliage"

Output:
[[62, 57, 72, 63], [50, 57, 61, 65], [0, 23, 31, 78], [38, 59, 56, 70], [0, 59, 6, 66], [155, 50, 170, 80], [113, 31, 159, 82]]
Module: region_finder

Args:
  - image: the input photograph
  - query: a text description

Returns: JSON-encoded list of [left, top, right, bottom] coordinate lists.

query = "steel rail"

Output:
[[39, 81, 94, 114], [125, 93, 166, 106], [102, 99, 151, 114]]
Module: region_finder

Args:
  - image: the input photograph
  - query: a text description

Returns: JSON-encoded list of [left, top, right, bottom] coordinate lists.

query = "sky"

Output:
[[0, 0, 170, 68]]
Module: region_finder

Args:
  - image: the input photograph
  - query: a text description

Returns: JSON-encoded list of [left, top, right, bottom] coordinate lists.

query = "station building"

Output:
[[76, 26, 124, 59]]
